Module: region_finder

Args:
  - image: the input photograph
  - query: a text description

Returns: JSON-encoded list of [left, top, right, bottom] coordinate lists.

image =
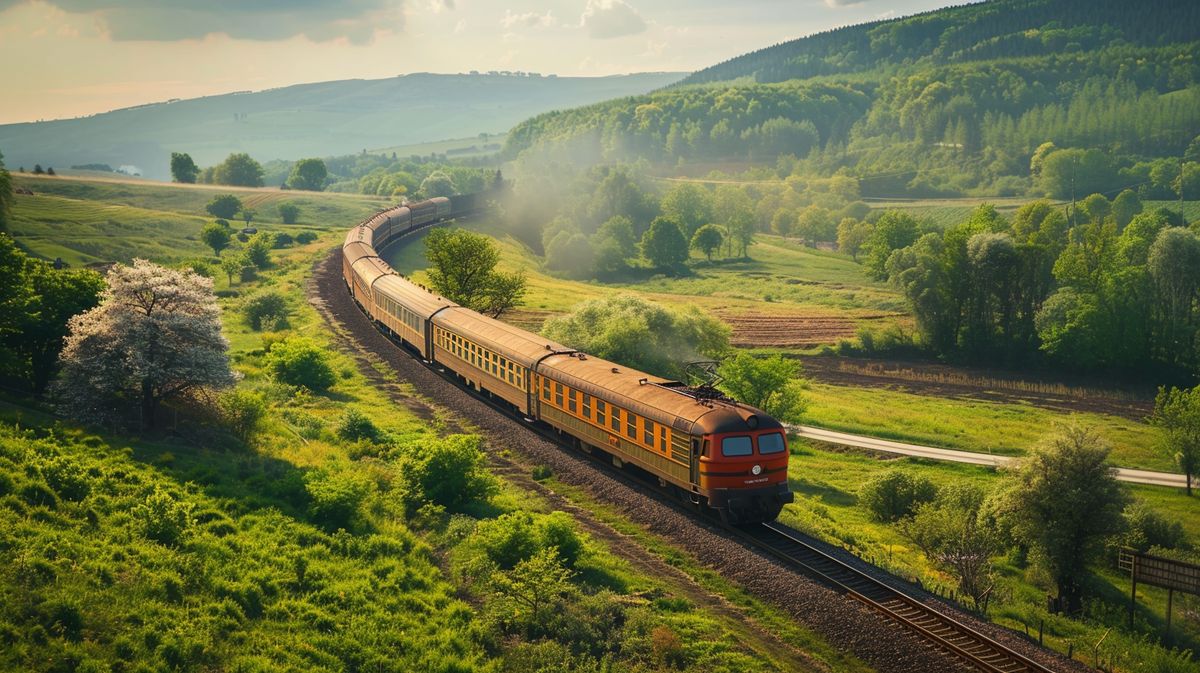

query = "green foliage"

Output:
[[490, 548, 577, 639], [863, 210, 920, 279], [716, 353, 808, 423], [395, 434, 497, 513], [542, 294, 730, 379], [265, 336, 336, 392], [205, 194, 242, 220], [336, 408, 382, 443], [219, 389, 267, 443], [858, 469, 937, 523], [419, 171, 456, 198], [1151, 385, 1200, 495], [169, 152, 199, 184], [295, 230, 318, 244], [1114, 501, 1187, 554], [660, 183, 713, 237], [544, 230, 593, 279], [899, 484, 1000, 608], [689, 223, 724, 261], [277, 202, 301, 224], [590, 215, 638, 273], [991, 424, 1129, 611], [211, 153, 264, 187], [243, 231, 273, 269], [303, 466, 373, 530], [200, 222, 231, 257], [0, 151, 11, 233], [286, 158, 327, 191], [640, 216, 689, 270], [425, 227, 526, 317], [134, 487, 194, 546], [242, 291, 289, 331]]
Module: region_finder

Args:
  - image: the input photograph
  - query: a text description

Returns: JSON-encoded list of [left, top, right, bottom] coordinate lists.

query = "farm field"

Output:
[[388, 213, 1168, 472]]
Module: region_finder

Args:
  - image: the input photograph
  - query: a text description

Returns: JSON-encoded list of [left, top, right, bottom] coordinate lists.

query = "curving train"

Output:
[[341, 196, 793, 523]]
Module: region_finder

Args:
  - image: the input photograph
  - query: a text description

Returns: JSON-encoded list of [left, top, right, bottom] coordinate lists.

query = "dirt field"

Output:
[[801, 355, 1156, 420], [718, 311, 900, 348]]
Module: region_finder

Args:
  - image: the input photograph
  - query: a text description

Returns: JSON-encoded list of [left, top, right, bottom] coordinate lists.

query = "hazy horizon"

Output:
[[0, 0, 957, 125]]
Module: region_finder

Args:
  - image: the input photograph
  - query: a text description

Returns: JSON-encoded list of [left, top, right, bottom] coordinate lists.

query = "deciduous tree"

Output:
[[213, 153, 264, 187], [900, 485, 1001, 609], [690, 224, 724, 261], [169, 152, 199, 183], [287, 158, 327, 191], [200, 222, 231, 257], [1151, 386, 1200, 495], [55, 260, 235, 428], [640, 216, 689, 270], [716, 353, 807, 423], [990, 425, 1127, 612], [425, 227, 526, 317], [205, 194, 243, 220]]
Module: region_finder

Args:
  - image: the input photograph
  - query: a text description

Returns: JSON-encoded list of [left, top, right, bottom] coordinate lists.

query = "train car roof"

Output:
[[366, 206, 408, 232], [344, 225, 374, 248], [351, 256, 393, 289], [342, 241, 377, 266], [434, 307, 573, 367], [540, 352, 780, 436], [373, 274, 458, 318]]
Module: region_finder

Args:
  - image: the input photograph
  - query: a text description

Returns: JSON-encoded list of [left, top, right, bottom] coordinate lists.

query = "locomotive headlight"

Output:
[[751, 464, 762, 476]]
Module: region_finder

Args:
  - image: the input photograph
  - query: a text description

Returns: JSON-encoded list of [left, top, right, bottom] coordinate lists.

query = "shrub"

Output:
[[395, 434, 497, 512], [272, 232, 294, 249], [859, 470, 937, 522], [134, 487, 194, 545], [531, 465, 552, 481], [277, 202, 300, 224], [242, 292, 290, 331], [1118, 501, 1186, 553], [219, 390, 267, 443], [265, 337, 336, 392], [296, 231, 318, 244], [243, 232, 273, 269], [304, 467, 373, 530], [39, 455, 91, 501], [205, 194, 242, 219], [336, 408, 381, 443]]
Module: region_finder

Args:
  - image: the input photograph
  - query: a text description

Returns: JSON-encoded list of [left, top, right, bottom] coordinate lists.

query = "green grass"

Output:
[[782, 442, 1200, 673], [804, 382, 1168, 471]]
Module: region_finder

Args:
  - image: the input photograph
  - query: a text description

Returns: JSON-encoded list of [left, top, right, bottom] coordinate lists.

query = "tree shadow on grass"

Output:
[[789, 477, 856, 507]]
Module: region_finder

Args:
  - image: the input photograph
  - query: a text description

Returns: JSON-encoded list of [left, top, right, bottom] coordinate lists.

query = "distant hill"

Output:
[[680, 0, 1200, 85], [505, 0, 1200, 198], [0, 72, 683, 180]]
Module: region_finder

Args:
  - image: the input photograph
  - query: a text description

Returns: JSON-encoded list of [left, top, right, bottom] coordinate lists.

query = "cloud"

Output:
[[580, 0, 645, 39], [5, 0, 407, 44], [500, 8, 555, 30], [823, 0, 868, 6]]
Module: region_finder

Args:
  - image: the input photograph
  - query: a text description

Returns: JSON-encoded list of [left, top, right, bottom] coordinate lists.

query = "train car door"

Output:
[[691, 439, 702, 485]]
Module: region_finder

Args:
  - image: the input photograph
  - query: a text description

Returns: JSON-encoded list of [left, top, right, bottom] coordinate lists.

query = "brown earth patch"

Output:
[[718, 311, 900, 349]]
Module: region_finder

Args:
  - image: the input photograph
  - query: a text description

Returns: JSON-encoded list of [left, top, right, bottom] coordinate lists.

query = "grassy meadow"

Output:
[[2, 176, 859, 673]]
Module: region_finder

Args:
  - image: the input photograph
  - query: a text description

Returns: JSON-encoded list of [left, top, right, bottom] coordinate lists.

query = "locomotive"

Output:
[[342, 197, 793, 524]]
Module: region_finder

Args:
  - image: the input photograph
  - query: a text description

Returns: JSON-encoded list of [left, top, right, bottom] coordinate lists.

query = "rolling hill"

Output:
[[0, 72, 683, 181]]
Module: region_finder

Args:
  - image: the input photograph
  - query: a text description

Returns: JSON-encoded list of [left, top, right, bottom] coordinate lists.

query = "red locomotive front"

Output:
[[695, 408, 793, 524]]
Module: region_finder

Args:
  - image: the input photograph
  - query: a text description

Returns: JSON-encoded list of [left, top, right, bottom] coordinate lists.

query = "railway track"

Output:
[[738, 523, 1055, 673], [323, 230, 1076, 673]]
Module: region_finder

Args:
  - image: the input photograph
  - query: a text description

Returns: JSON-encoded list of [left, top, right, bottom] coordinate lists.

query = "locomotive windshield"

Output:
[[721, 436, 753, 456], [758, 432, 786, 454]]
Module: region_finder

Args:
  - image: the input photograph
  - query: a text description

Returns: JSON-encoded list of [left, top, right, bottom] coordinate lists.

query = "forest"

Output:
[[504, 0, 1200, 198]]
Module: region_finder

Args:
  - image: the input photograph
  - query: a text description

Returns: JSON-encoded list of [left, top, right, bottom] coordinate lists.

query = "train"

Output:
[[341, 195, 793, 524]]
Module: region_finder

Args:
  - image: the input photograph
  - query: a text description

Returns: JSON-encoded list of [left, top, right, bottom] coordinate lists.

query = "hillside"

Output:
[[0, 72, 683, 181], [504, 0, 1200, 198]]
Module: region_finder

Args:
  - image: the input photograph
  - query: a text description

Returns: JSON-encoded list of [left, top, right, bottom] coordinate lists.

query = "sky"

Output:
[[0, 0, 956, 125]]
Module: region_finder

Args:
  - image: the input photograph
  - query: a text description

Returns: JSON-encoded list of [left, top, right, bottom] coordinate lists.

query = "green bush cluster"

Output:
[[858, 469, 938, 522], [394, 435, 497, 514], [241, 292, 290, 331], [264, 336, 336, 392]]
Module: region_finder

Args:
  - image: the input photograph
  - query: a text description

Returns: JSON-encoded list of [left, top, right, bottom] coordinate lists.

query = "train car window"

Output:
[[643, 420, 654, 446], [721, 436, 754, 457], [541, 379, 551, 401], [659, 427, 668, 451], [758, 432, 786, 454], [610, 408, 621, 432], [567, 390, 577, 413], [626, 415, 636, 440], [555, 383, 563, 407], [582, 394, 591, 418], [596, 400, 606, 426]]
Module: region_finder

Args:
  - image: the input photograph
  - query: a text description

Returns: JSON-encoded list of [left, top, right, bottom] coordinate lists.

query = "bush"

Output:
[[277, 203, 300, 224], [459, 510, 584, 573], [134, 487, 193, 545], [205, 194, 242, 219], [219, 390, 267, 443], [396, 434, 497, 512], [336, 408, 382, 443], [39, 455, 90, 501], [304, 467, 373, 530], [265, 337, 336, 392], [243, 232, 273, 269], [242, 292, 290, 331], [859, 470, 938, 522], [295, 231, 318, 244], [272, 232, 294, 248], [1118, 501, 1187, 553]]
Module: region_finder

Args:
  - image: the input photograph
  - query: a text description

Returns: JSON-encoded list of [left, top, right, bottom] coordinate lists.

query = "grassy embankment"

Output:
[[2, 176, 864, 673], [387, 215, 1168, 472]]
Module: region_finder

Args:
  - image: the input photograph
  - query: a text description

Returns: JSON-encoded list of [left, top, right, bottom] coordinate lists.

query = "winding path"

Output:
[[793, 425, 1190, 489]]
